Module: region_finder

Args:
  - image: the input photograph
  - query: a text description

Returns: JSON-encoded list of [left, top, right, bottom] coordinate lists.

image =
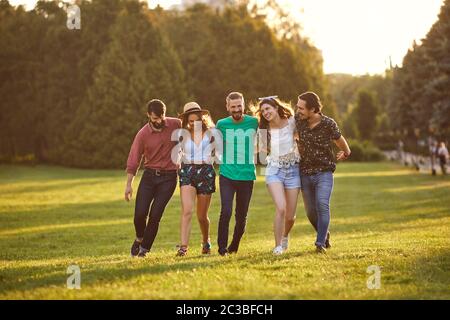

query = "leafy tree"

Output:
[[355, 90, 378, 141], [0, 0, 329, 168]]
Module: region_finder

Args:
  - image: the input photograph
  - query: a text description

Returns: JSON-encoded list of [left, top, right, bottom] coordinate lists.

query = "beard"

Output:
[[150, 120, 165, 129], [231, 112, 243, 121]]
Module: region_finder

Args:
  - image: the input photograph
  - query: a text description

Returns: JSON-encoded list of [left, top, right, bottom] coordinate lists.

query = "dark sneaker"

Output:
[[137, 246, 149, 258], [218, 248, 228, 256], [315, 245, 327, 254], [176, 245, 188, 257], [227, 244, 238, 254], [325, 232, 331, 249], [131, 240, 142, 257], [202, 242, 211, 255]]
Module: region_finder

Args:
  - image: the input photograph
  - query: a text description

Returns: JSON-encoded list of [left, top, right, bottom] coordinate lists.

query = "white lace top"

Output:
[[265, 117, 300, 168]]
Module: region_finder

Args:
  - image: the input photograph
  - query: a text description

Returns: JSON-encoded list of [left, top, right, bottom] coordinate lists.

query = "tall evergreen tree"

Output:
[[66, 0, 188, 168], [425, 0, 450, 137], [0, 1, 46, 161], [390, 0, 450, 140]]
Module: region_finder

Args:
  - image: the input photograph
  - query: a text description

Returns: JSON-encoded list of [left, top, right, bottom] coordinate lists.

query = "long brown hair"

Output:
[[180, 111, 215, 133], [253, 98, 294, 154], [180, 111, 216, 159], [255, 98, 293, 130]]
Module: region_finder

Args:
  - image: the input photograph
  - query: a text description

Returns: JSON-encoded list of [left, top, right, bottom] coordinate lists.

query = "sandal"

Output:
[[176, 245, 188, 257]]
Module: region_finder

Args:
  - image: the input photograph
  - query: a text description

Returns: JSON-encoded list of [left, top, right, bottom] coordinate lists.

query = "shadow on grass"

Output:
[[1, 162, 449, 297], [0, 199, 132, 229], [0, 178, 123, 196], [2, 172, 448, 253], [0, 165, 125, 182], [0, 249, 313, 295], [382, 249, 450, 299]]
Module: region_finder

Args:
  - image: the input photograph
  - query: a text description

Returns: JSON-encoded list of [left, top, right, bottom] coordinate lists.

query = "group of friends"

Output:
[[124, 91, 351, 258]]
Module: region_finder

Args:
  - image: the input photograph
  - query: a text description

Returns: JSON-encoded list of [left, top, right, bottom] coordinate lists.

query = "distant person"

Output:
[[295, 92, 351, 254], [429, 138, 438, 175], [125, 99, 181, 258], [437, 142, 449, 175], [254, 96, 300, 255], [176, 102, 216, 257], [397, 139, 404, 163], [216, 92, 258, 256]]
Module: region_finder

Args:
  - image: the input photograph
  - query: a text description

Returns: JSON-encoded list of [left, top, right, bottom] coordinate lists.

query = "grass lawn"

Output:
[[0, 162, 449, 299]]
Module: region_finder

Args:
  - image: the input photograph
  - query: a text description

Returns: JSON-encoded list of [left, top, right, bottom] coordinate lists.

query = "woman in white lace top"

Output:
[[255, 97, 301, 255]]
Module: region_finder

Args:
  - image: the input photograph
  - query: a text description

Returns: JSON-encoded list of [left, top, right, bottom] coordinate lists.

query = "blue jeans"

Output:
[[217, 175, 254, 254], [300, 171, 334, 247], [265, 165, 301, 189]]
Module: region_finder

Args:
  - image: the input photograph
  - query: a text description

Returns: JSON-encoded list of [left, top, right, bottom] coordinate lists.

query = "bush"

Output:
[[0, 154, 37, 166], [346, 139, 385, 162], [373, 134, 398, 151]]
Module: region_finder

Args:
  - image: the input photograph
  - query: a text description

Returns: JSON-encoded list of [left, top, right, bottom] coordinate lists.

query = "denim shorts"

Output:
[[265, 165, 301, 189]]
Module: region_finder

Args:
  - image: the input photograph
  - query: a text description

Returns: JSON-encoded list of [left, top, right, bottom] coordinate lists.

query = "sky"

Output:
[[9, 0, 445, 75]]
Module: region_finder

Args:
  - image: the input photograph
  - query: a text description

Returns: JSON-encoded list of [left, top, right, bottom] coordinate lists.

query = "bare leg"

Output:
[[284, 188, 300, 237], [267, 182, 287, 247], [180, 185, 197, 247], [196, 194, 212, 244]]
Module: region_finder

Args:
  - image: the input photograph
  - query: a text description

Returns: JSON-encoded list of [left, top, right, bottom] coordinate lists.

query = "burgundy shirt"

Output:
[[126, 117, 181, 175]]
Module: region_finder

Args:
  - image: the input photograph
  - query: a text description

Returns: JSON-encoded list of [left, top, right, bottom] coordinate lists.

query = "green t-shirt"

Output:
[[216, 115, 258, 181]]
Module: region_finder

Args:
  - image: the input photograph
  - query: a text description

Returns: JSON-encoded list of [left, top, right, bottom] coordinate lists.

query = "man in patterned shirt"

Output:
[[295, 92, 351, 253]]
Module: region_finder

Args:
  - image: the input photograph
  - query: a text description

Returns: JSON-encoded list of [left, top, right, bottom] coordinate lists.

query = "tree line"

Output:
[[0, 0, 330, 168], [1, 0, 448, 168], [389, 0, 450, 148]]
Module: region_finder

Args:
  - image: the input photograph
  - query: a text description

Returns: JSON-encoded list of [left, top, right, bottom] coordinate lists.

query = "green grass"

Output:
[[0, 162, 449, 299]]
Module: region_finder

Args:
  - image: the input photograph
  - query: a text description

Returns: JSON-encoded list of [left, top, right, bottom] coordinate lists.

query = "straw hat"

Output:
[[178, 102, 210, 118]]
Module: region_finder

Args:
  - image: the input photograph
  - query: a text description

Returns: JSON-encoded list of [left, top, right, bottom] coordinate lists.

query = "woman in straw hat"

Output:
[[176, 102, 216, 256]]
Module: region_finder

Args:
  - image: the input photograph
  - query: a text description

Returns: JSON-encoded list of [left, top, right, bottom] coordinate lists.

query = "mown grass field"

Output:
[[0, 162, 449, 299]]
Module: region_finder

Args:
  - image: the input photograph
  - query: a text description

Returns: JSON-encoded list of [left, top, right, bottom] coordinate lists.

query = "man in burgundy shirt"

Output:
[[125, 99, 181, 257]]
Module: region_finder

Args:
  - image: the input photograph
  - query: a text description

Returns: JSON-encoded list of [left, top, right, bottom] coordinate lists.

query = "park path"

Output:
[[383, 150, 446, 175]]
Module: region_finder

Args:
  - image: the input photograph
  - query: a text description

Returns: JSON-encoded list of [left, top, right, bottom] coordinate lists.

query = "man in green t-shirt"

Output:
[[215, 92, 258, 256]]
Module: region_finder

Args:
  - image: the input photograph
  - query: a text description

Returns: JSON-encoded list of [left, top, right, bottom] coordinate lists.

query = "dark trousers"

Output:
[[134, 170, 177, 250], [440, 156, 447, 175], [217, 175, 254, 254]]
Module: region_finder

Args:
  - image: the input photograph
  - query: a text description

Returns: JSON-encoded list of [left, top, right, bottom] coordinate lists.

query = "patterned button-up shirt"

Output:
[[294, 113, 342, 175]]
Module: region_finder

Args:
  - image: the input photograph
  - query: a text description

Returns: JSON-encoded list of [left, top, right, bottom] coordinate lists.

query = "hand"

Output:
[[336, 151, 350, 161], [124, 185, 133, 202]]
